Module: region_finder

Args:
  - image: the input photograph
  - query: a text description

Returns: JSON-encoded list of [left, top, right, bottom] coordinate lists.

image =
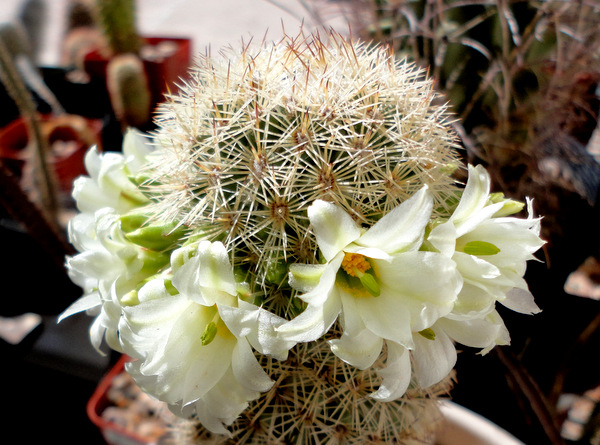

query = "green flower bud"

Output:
[[125, 221, 189, 251], [120, 212, 150, 233], [129, 173, 161, 189], [488, 192, 525, 217], [170, 242, 198, 272], [121, 289, 139, 306], [163, 278, 179, 296], [120, 189, 150, 208], [236, 282, 252, 301], [139, 249, 171, 274]]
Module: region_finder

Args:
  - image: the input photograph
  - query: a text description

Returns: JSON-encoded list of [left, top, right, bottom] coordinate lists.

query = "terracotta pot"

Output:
[[0, 114, 102, 196], [87, 355, 167, 445], [88, 356, 526, 445]]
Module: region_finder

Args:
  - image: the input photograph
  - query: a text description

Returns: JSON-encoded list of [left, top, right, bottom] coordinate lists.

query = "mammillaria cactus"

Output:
[[61, 32, 544, 444]]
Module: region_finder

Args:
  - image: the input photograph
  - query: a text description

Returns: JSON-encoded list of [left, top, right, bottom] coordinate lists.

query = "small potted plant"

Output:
[[62, 0, 191, 132], [61, 32, 545, 444]]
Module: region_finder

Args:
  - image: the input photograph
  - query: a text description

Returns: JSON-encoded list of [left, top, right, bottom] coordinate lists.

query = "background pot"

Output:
[[437, 400, 525, 445], [87, 356, 527, 445], [0, 113, 101, 199], [83, 36, 191, 112]]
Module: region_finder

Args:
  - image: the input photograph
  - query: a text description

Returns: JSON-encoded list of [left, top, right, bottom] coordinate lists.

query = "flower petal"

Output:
[[412, 327, 456, 388], [447, 282, 497, 320], [172, 241, 237, 307], [357, 185, 432, 254], [291, 254, 343, 306], [427, 220, 457, 258], [58, 293, 101, 323], [450, 164, 490, 226], [288, 263, 328, 292], [232, 338, 274, 392], [355, 290, 413, 348], [308, 200, 361, 261], [501, 288, 541, 314], [374, 251, 461, 333], [437, 311, 510, 354], [218, 300, 295, 360], [329, 327, 383, 370], [276, 290, 342, 343], [190, 369, 253, 436], [369, 341, 411, 401], [122, 128, 154, 172], [462, 219, 545, 268]]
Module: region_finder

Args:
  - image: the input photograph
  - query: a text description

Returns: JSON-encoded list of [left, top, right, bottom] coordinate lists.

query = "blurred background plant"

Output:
[[0, 17, 88, 260], [62, 0, 152, 132], [287, 0, 600, 443]]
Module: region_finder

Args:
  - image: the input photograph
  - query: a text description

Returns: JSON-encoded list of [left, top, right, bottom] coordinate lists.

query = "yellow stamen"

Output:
[[341, 252, 372, 277]]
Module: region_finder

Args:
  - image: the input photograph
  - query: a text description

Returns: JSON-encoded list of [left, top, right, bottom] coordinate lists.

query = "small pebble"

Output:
[[102, 370, 169, 441]]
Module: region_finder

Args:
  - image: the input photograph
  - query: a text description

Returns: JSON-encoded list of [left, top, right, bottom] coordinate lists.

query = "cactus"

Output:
[[95, 0, 141, 55], [148, 32, 462, 288], [62, 32, 545, 445], [106, 53, 151, 129]]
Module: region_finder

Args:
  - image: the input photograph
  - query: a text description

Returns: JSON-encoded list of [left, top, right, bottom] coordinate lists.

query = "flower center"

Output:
[[337, 252, 380, 297], [341, 252, 372, 277], [201, 308, 234, 345]]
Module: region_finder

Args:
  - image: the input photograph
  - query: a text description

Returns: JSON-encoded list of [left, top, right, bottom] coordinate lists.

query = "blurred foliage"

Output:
[[342, 1, 600, 215]]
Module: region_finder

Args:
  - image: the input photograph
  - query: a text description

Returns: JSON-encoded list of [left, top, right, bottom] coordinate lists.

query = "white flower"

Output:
[[60, 208, 169, 352], [436, 310, 510, 355], [277, 187, 463, 400], [428, 164, 545, 319], [71, 129, 152, 215], [60, 129, 163, 352], [118, 241, 293, 435]]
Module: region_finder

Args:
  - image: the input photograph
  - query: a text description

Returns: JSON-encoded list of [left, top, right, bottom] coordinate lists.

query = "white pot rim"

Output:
[[437, 400, 525, 445]]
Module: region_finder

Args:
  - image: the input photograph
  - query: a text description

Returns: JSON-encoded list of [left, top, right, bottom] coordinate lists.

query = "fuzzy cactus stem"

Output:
[[96, 0, 141, 55]]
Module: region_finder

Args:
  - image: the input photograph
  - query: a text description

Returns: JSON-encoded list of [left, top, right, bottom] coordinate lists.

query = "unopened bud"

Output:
[[265, 260, 288, 285], [120, 212, 150, 233], [126, 221, 189, 251], [489, 193, 525, 217]]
